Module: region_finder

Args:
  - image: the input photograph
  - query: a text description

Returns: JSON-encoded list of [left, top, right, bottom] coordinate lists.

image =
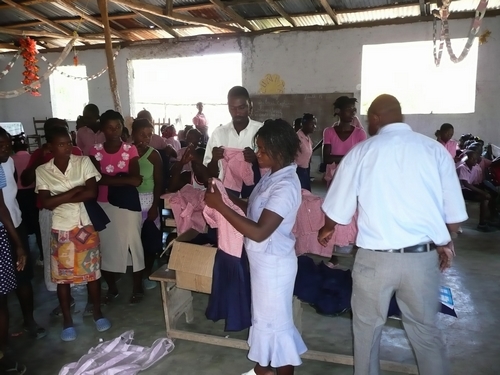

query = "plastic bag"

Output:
[[59, 331, 174, 375]]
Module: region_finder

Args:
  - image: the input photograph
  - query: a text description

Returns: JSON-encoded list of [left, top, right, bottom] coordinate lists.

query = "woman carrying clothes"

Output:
[[205, 119, 306, 375]]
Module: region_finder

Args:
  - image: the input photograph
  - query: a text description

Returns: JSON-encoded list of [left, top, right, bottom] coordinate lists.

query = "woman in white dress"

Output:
[[205, 119, 307, 375]]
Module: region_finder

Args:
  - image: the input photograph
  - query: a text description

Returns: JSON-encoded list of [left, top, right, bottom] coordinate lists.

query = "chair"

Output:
[[33, 117, 47, 140]]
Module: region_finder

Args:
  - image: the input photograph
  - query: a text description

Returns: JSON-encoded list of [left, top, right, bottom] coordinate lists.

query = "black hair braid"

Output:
[[255, 119, 300, 166]]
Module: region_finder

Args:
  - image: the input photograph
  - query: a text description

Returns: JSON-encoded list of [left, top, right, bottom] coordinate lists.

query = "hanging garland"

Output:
[[0, 50, 21, 81], [433, 0, 489, 66], [19, 37, 40, 96], [38, 48, 120, 81], [0, 37, 76, 99]]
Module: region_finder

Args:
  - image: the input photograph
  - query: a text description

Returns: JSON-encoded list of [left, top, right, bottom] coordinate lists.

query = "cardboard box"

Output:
[[168, 229, 216, 294]]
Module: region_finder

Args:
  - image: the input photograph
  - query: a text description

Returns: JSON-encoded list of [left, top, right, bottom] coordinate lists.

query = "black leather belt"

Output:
[[374, 243, 436, 253]]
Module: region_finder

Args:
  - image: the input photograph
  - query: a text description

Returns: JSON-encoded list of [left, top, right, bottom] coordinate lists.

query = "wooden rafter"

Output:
[[53, 0, 130, 40], [97, 0, 122, 113], [110, 0, 242, 33], [319, 0, 340, 25], [133, 10, 180, 38], [0, 0, 52, 10], [165, 0, 173, 16], [209, 0, 255, 31], [2, 13, 138, 29], [0, 26, 112, 42], [1, 0, 73, 35], [265, 0, 296, 27]]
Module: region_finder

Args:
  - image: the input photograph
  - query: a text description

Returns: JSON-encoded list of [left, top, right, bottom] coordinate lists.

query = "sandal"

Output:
[[60, 327, 77, 342], [2, 361, 27, 375], [129, 293, 144, 305], [102, 292, 119, 305], [50, 299, 76, 317], [94, 317, 111, 332], [23, 322, 47, 340]]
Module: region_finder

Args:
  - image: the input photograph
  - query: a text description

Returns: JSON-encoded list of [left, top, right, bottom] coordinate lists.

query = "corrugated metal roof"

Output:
[[71, 0, 132, 15], [328, 0, 418, 10], [0, 8, 36, 23], [292, 14, 335, 26], [172, 26, 214, 37], [449, 0, 500, 12], [277, 0, 319, 14], [338, 4, 420, 23], [172, 0, 210, 5], [248, 17, 290, 30], [29, 3, 74, 18], [180, 7, 232, 22], [231, 2, 277, 18], [124, 28, 175, 40]]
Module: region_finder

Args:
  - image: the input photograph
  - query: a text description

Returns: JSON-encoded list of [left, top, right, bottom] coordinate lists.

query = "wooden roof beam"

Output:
[[1, 0, 73, 35], [0, 26, 115, 42], [133, 10, 180, 38], [165, 0, 173, 16], [265, 0, 296, 27], [319, 0, 340, 25], [209, 0, 255, 31], [110, 0, 242, 33], [1, 13, 138, 29], [0, 0, 52, 10], [52, 0, 130, 40]]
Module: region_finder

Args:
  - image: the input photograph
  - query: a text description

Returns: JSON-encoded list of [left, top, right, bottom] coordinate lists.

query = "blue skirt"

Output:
[[296, 166, 311, 191], [205, 248, 252, 332]]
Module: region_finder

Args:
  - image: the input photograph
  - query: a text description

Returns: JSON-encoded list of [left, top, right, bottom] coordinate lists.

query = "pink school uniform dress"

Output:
[[90, 142, 144, 274], [439, 139, 459, 159]]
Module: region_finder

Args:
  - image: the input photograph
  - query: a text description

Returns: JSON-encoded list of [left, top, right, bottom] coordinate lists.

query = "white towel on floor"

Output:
[[59, 331, 174, 375]]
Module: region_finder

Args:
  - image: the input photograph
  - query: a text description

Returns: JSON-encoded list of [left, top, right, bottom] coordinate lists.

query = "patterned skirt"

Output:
[[139, 192, 160, 228], [50, 225, 101, 285], [0, 226, 17, 295]]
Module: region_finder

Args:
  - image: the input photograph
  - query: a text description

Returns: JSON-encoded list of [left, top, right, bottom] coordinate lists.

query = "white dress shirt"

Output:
[[322, 123, 468, 249], [203, 118, 262, 179]]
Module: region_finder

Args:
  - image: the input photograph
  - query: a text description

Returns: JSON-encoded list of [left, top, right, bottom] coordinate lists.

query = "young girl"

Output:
[[131, 119, 163, 289], [169, 146, 209, 192], [0, 162, 27, 373], [323, 97, 366, 268], [89, 110, 145, 305], [205, 119, 307, 375], [35, 126, 110, 341]]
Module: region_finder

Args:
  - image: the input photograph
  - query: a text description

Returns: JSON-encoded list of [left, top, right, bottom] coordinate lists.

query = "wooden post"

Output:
[[98, 0, 122, 113]]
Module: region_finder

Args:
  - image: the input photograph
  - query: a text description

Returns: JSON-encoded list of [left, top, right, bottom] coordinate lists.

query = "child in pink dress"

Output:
[[322, 97, 367, 267]]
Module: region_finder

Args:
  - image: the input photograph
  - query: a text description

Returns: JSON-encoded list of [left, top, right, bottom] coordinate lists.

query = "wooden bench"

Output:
[[150, 265, 417, 374]]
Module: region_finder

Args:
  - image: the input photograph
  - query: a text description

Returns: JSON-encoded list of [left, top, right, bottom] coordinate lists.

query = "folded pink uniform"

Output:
[[203, 179, 245, 258], [168, 184, 206, 234], [221, 147, 254, 193], [293, 189, 357, 257]]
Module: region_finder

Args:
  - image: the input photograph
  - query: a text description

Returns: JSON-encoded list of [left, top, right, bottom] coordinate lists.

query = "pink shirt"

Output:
[[323, 126, 367, 156], [167, 184, 206, 234], [149, 134, 168, 150], [474, 158, 492, 184], [12, 151, 33, 189], [76, 126, 106, 156], [221, 147, 254, 192], [165, 137, 181, 152], [457, 163, 481, 190], [90, 142, 139, 202], [203, 179, 244, 258], [439, 139, 458, 158], [193, 113, 208, 127], [295, 130, 313, 168]]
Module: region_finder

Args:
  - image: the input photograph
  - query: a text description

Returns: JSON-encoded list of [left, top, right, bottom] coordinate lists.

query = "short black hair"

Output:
[[255, 119, 300, 166], [84, 104, 100, 118], [333, 96, 357, 111], [0, 127, 10, 141], [132, 118, 154, 133], [228, 86, 250, 100], [302, 113, 315, 124], [440, 123, 454, 132], [46, 126, 70, 143], [44, 118, 68, 133], [100, 110, 124, 127], [136, 109, 153, 123]]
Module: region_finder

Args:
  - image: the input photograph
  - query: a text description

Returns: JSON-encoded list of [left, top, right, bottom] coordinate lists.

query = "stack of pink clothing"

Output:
[[167, 184, 206, 234], [293, 190, 357, 257], [203, 179, 245, 258], [221, 148, 254, 193]]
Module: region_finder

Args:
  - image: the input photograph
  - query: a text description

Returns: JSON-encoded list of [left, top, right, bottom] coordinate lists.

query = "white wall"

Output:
[[1, 16, 498, 143]]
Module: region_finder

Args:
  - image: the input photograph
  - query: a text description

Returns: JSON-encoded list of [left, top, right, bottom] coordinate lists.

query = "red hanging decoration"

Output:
[[19, 37, 41, 96], [73, 54, 79, 66]]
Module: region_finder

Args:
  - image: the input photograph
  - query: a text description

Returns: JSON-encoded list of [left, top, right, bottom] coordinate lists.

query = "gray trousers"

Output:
[[352, 249, 449, 375]]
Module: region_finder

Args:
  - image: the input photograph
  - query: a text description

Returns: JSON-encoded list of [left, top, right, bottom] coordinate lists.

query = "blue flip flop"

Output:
[[60, 327, 77, 341], [94, 318, 111, 332]]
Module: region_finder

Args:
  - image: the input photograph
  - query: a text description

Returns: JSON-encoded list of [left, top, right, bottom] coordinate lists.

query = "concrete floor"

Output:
[[6, 185, 500, 374]]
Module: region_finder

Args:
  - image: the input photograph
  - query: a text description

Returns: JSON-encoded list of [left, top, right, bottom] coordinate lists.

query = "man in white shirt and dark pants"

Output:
[[203, 86, 262, 198], [318, 94, 468, 375]]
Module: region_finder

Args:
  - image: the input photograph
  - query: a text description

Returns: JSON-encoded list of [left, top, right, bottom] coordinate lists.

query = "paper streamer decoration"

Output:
[[0, 38, 76, 99], [0, 51, 21, 81], [433, 0, 489, 66], [38, 48, 120, 81]]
